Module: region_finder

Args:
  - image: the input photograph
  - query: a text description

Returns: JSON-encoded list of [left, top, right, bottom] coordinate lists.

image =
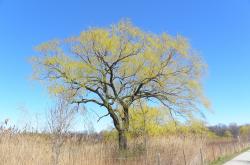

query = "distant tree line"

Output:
[[209, 123, 250, 140]]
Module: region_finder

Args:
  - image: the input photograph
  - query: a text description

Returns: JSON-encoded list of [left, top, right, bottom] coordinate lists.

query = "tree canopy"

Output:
[[31, 20, 209, 149]]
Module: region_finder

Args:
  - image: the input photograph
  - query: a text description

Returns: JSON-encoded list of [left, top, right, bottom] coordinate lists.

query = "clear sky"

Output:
[[0, 0, 250, 131]]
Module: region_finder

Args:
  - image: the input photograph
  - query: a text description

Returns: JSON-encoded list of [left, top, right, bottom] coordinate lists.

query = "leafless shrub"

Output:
[[48, 98, 77, 165]]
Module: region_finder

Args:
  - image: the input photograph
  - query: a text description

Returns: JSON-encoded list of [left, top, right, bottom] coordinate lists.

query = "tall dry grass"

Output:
[[0, 129, 249, 165]]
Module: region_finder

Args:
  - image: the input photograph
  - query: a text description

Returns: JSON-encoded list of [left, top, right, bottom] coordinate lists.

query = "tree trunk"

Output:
[[107, 105, 129, 151], [118, 130, 128, 150]]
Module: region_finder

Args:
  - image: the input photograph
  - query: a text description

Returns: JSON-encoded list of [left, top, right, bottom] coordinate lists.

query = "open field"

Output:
[[1, 1, 250, 165], [0, 131, 249, 165]]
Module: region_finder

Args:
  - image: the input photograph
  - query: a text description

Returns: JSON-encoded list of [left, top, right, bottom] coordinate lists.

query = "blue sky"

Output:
[[0, 0, 250, 131]]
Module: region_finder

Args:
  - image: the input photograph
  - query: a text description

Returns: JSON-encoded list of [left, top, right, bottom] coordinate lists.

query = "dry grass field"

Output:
[[0, 130, 248, 165]]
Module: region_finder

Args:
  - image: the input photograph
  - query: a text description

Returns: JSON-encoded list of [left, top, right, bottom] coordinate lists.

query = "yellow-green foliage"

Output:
[[240, 125, 250, 140], [129, 106, 164, 137], [128, 105, 212, 138], [240, 125, 250, 135], [186, 119, 209, 135], [163, 119, 213, 137], [31, 20, 209, 110], [105, 117, 215, 139], [31, 20, 210, 146], [224, 130, 233, 138]]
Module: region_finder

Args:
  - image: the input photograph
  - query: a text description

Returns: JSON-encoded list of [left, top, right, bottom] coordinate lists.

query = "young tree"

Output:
[[32, 20, 209, 150], [48, 98, 77, 165]]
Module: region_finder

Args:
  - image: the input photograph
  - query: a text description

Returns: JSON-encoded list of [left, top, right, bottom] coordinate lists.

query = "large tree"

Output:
[[32, 20, 209, 150]]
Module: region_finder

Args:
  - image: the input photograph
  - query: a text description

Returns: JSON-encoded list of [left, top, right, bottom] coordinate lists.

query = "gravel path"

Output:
[[224, 150, 250, 165]]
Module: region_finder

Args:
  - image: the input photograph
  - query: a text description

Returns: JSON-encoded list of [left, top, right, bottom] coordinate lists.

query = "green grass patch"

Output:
[[209, 147, 250, 165]]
